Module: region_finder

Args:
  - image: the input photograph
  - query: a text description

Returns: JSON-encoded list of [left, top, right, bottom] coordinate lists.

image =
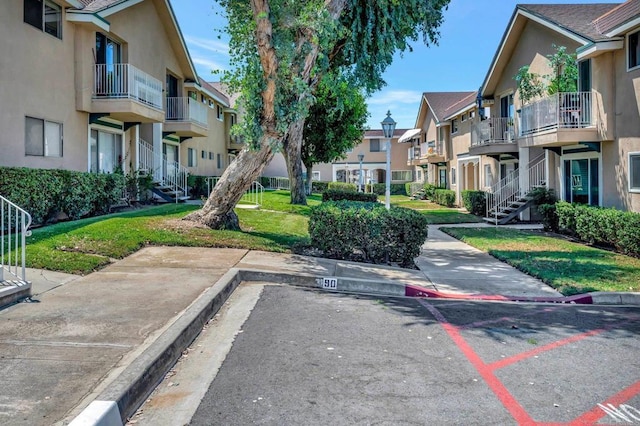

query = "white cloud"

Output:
[[367, 90, 423, 106], [185, 35, 230, 55], [192, 56, 227, 73]]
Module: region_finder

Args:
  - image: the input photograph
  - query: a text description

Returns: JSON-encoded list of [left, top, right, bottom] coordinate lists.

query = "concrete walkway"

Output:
[[1, 227, 636, 425]]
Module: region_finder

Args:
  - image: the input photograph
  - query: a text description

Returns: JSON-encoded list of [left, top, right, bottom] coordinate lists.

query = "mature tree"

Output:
[[302, 76, 368, 194], [185, 0, 450, 229]]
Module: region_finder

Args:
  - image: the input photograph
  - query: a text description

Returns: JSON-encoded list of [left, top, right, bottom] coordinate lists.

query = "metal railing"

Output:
[[263, 177, 291, 190], [137, 139, 188, 201], [205, 178, 263, 207], [486, 155, 546, 222], [165, 97, 209, 128], [1, 196, 32, 285], [471, 117, 516, 146], [93, 63, 164, 110], [408, 182, 423, 197], [520, 91, 593, 136]]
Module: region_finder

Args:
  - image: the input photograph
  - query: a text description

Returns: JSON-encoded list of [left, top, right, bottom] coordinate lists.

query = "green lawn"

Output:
[[441, 227, 640, 295], [260, 190, 322, 216], [380, 195, 482, 224]]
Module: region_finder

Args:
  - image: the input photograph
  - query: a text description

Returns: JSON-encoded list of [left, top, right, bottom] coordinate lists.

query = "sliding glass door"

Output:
[[90, 129, 123, 173], [564, 158, 599, 205]]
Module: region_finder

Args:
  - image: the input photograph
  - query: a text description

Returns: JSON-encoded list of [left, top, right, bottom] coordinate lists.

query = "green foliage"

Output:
[[309, 201, 429, 267], [328, 181, 357, 192], [188, 175, 210, 199], [311, 181, 329, 193], [365, 183, 407, 196], [555, 201, 577, 233], [538, 203, 559, 232], [322, 189, 377, 203], [514, 65, 546, 104], [0, 167, 125, 225], [423, 183, 437, 199], [433, 189, 456, 207], [546, 44, 578, 94], [528, 187, 557, 205], [461, 190, 486, 216]]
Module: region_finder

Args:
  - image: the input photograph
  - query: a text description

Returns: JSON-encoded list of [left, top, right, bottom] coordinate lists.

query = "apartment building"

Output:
[[400, 91, 480, 203], [1, 0, 235, 200], [473, 1, 640, 219], [312, 129, 416, 186]]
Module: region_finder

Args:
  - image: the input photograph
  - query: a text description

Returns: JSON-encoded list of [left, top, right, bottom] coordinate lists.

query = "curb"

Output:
[[0, 281, 31, 309], [68, 269, 639, 426]]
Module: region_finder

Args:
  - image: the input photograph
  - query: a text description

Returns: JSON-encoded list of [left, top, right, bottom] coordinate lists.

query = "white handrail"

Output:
[[472, 117, 515, 146], [93, 64, 163, 110], [137, 139, 188, 201], [520, 91, 593, 136], [165, 97, 209, 128], [1, 196, 32, 285], [239, 181, 264, 207]]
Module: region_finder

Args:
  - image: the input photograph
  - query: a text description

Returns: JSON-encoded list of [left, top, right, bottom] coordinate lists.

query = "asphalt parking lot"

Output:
[[137, 284, 640, 425]]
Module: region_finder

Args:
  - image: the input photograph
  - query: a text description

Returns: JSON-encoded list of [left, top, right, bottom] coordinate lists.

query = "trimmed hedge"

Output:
[[322, 190, 377, 203], [461, 190, 486, 216], [188, 175, 210, 198], [538, 203, 559, 232], [0, 167, 125, 225], [309, 201, 429, 267], [365, 183, 407, 196], [551, 201, 640, 258], [433, 189, 456, 207], [423, 184, 437, 200], [311, 181, 329, 193], [328, 181, 357, 192]]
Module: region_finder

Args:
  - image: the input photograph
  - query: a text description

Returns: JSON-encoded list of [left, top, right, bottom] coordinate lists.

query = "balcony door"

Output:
[[95, 33, 122, 96], [564, 158, 599, 206]]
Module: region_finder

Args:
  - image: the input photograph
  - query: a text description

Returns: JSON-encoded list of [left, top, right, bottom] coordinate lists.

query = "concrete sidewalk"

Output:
[[1, 228, 638, 425]]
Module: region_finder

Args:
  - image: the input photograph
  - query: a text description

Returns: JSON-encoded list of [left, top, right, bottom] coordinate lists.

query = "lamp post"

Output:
[[381, 110, 396, 210], [358, 153, 364, 192]]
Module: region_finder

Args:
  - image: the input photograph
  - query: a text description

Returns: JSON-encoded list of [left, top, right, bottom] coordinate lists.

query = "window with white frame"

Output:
[[629, 30, 640, 70], [25, 116, 62, 157], [209, 152, 213, 160], [484, 164, 493, 187], [470, 110, 476, 119], [312, 171, 321, 181], [451, 167, 457, 185], [217, 153, 223, 169], [630, 152, 640, 192], [89, 129, 122, 173], [201, 150, 206, 159], [187, 148, 197, 167], [24, 0, 62, 39], [370, 139, 381, 152], [451, 119, 459, 134], [461, 113, 467, 122], [216, 105, 224, 121]]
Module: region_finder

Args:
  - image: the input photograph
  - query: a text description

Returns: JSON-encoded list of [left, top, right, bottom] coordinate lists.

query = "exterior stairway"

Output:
[[484, 155, 546, 225], [138, 140, 190, 203]]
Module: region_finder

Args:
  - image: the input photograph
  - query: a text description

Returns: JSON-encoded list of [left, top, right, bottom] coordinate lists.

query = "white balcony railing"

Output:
[[471, 117, 516, 146], [165, 97, 209, 128], [93, 63, 163, 110], [1, 196, 32, 285], [520, 91, 593, 136]]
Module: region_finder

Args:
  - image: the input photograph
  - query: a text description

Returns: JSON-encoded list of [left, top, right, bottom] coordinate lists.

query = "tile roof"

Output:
[[422, 91, 477, 122], [364, 129, 410, 138], [199, 80, 230, 106], [593, 0, 640, 35], [208, 82, 239, 108], [518, 3, 622, 41]]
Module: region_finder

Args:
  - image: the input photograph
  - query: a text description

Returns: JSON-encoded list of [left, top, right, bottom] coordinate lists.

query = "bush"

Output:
[[0, 167, 125, 226], [309, 201, 429, 267], [259, 176, 271, 188], [423, 184, 437, 200], [528, 187, 557, 205], [328, 181, 357, 192], [555, 201, 576, 233], [188, 175, 209, 198], [311, 181, 329, 194], [538, 203, 559, 232], [322, 190, 378, 203], [461, 190, 486, 216], [433, 189, 456, 207], [365, 183, 407, 196]]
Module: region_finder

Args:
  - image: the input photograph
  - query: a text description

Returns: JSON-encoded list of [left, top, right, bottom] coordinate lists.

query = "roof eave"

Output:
[[577, 39, 624, 60], [605, 16, 640, 37], [66, 11, 110, 31]]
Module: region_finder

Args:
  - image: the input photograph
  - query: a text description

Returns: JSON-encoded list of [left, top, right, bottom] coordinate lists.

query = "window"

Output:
[[629, 30, 640, 70], [630, 153, 640, 192], [201, 94, 207, 104], [451, 119, 459, 134], [217, 153, 222, 169], [451, 167, 457, 185], [25, 0, 62, 39], [188, 91, 197, 100], [209, 100, 214, 109], [231, 114, 236, 126], [470, 110, 476, 120], [370, 139, 381, 152], [484, 164, 493, 187], [461, 113, 467, 122], [216, 105, 223, 121], [201, 150, 206, 159], [25, 117, 62, 157], [89, 129, 122, 173], [312, 171, 321, 181], [187, 148, 197, 167]]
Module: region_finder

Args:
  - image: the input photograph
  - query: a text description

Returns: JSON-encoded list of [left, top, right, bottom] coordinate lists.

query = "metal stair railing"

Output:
[[239, 181, 264, 207], [1, 196, 32, 285], [137, 139, 188, 202]]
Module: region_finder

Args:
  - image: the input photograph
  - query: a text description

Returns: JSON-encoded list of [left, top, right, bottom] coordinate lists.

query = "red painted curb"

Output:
[[404, 284, 594, 304]]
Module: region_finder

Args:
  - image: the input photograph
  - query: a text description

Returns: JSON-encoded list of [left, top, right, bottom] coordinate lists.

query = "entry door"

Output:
[[438, 167, 447, 188], [564, 159, 599, 205]]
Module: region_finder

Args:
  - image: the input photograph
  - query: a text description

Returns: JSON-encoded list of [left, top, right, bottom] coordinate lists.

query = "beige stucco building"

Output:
[[1, 0, 237, 200], [473, 1, 640, 217]]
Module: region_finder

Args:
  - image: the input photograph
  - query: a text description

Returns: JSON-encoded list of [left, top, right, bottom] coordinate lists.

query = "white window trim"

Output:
[[451, 118, 459, 135], [629, 151, 640, 193], [627, 29, 640, 72], [451, 167, 457, 186], [26, 116, 64, 158]]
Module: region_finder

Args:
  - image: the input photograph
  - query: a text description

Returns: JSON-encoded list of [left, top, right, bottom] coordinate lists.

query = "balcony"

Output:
[[425, 143, 446, 164], [228, 135, 245, 152], [164, 97, 209, 137], [470, 117, 518, 156], [91, 64, 165, 123], [518, 91, 600, 147], [407, 146, 421, 166]]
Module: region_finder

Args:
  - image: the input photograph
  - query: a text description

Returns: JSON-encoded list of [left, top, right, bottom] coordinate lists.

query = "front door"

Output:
[[564, 158, 599, 205], [438, 167, 447, 188]]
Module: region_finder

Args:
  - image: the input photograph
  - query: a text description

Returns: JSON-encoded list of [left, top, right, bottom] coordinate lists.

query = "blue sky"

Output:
[[171, 0, 620, 130]]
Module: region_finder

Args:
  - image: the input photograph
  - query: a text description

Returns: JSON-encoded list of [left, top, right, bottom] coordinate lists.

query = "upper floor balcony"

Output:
[[91, 63, 165, 123], [228, 134, 245, 152], [470, 117, 518, 156], [425, 141, 446, 164], [518, 91, 601, 147], [164, 97, 209, 137]]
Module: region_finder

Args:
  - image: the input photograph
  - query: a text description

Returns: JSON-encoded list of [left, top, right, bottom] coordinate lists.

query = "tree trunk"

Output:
[[305, 163, 313, 195], [283, 118, 307, 205], [183, 142, 274, 230]]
